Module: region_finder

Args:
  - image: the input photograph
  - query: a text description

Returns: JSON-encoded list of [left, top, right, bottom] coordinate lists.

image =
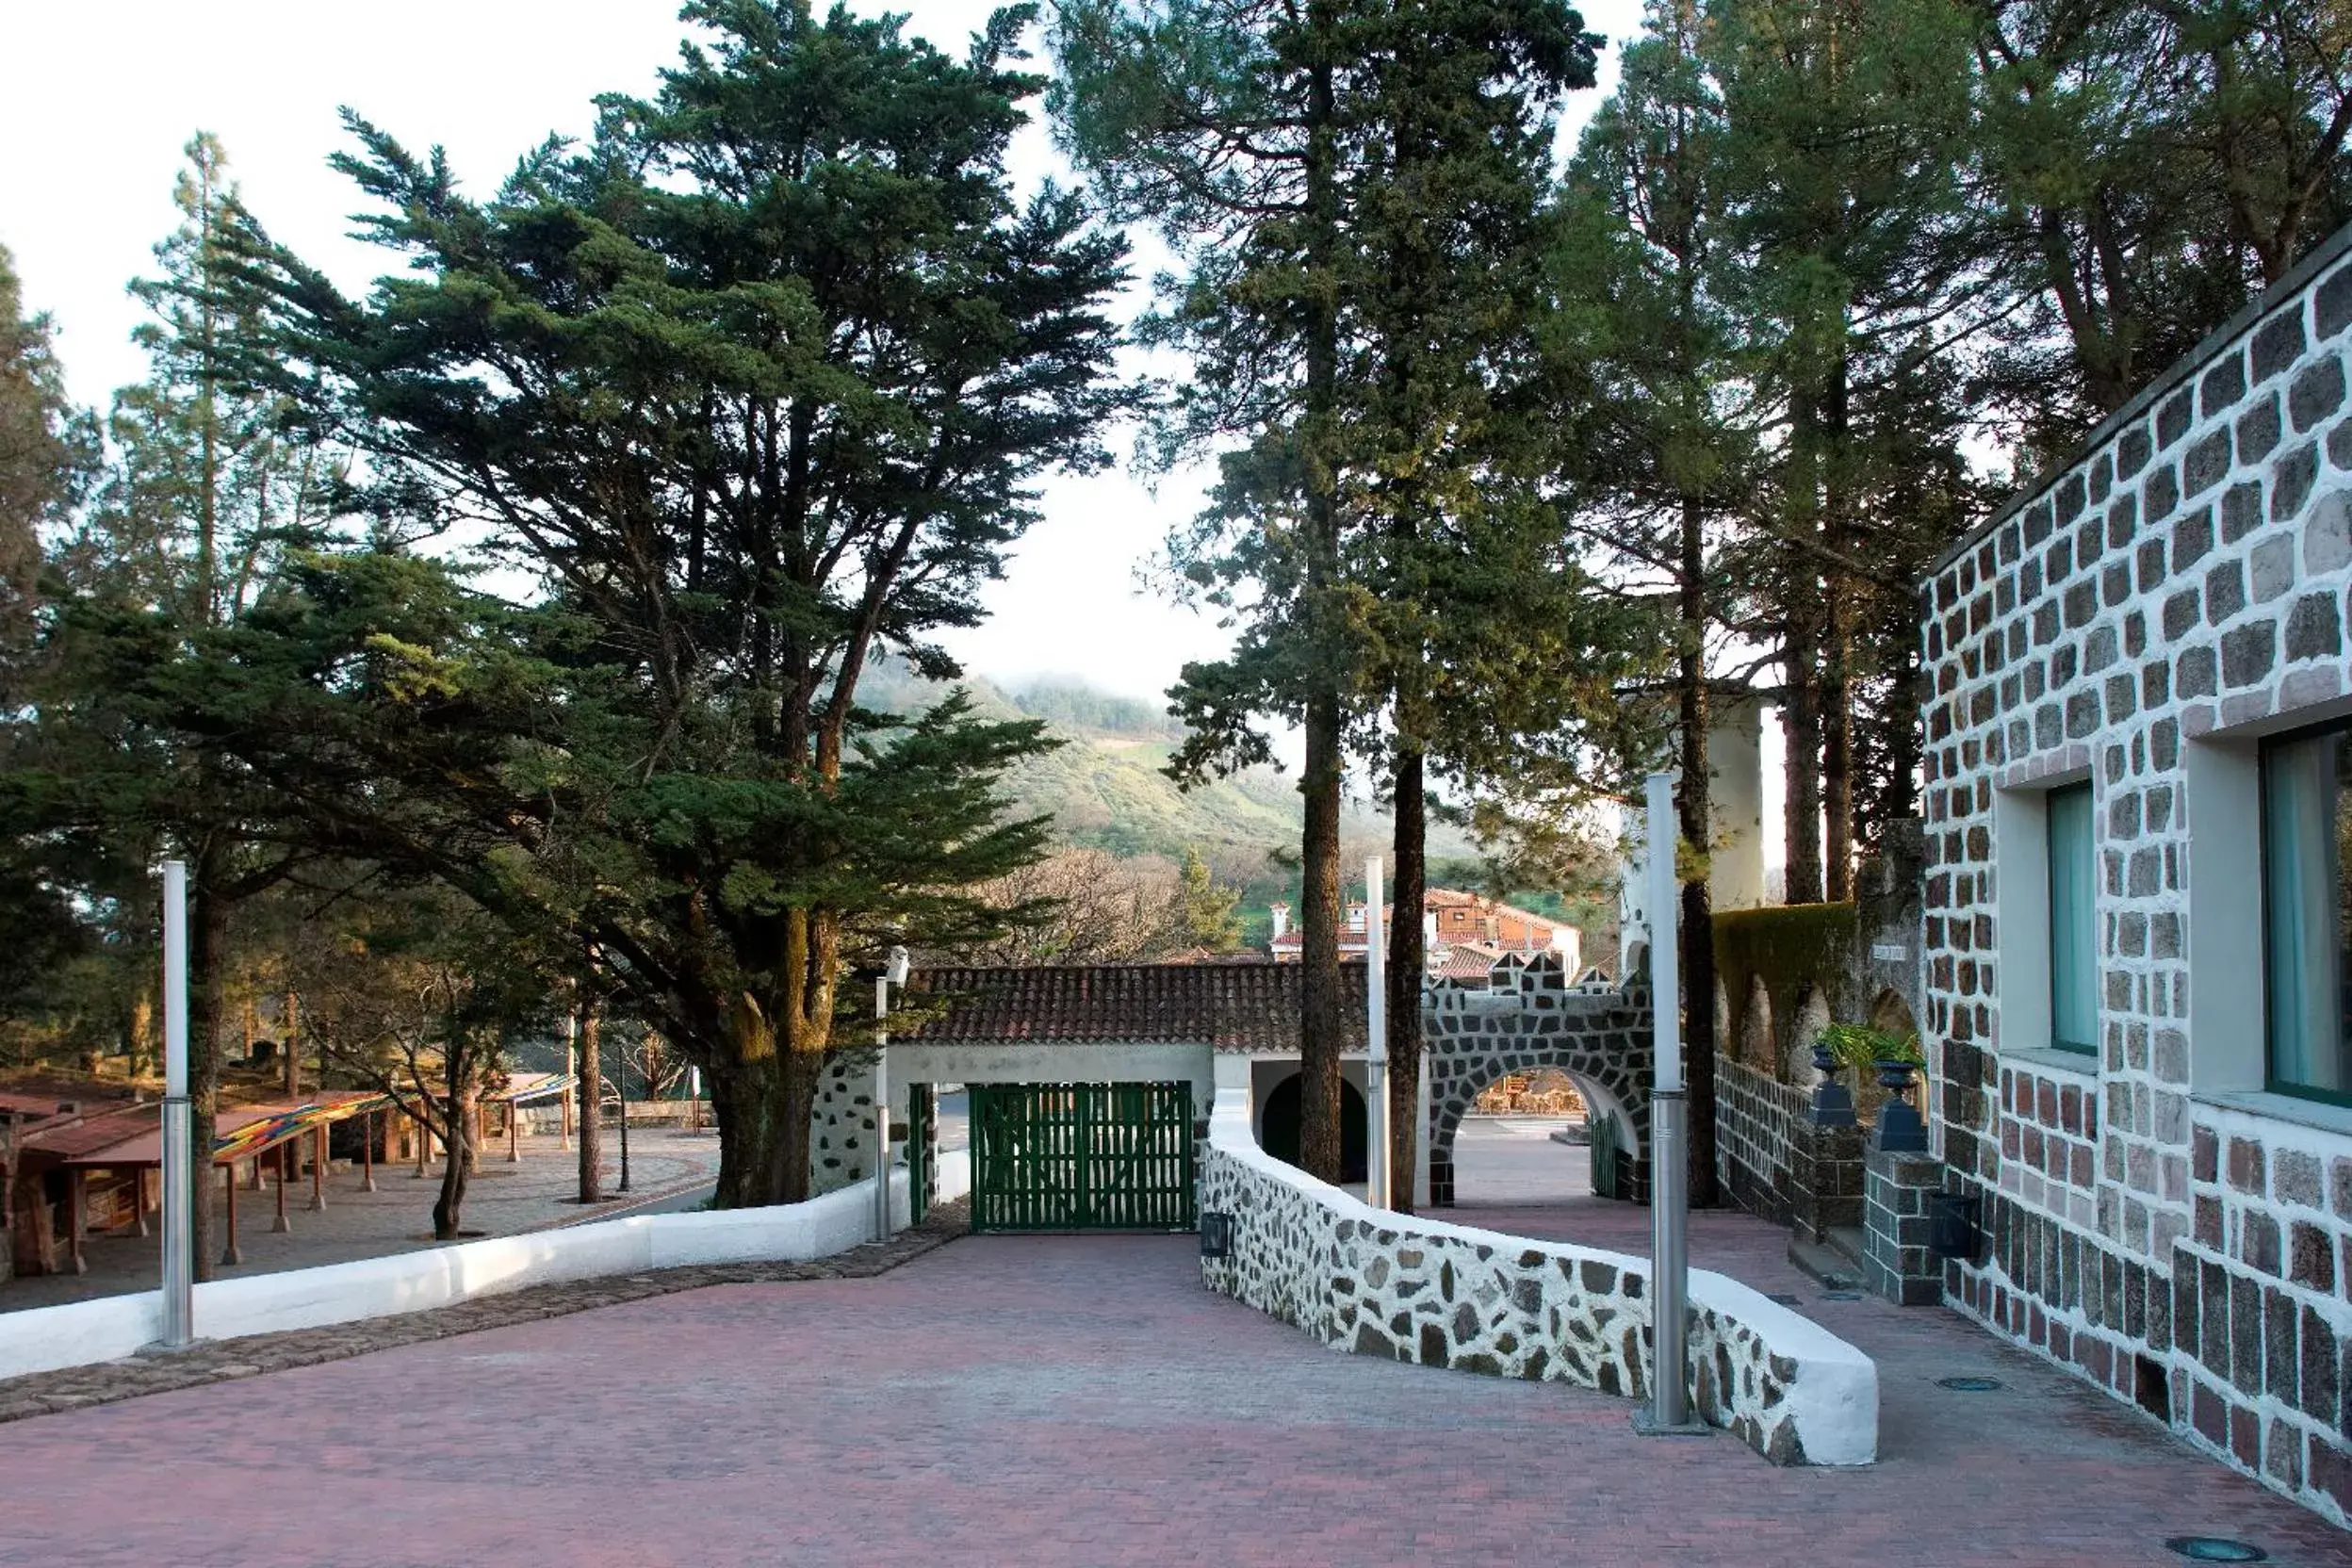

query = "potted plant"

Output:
[[1811, 1021, 1925, 1140]]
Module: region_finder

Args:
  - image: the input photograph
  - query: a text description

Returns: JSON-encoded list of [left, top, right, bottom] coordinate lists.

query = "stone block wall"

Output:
[[1921, 223, 2352, 1525], [2000, 1058, 2101, 1229], [1197, 1099, 1880, 1466], [1716, 1056, 1804, 1226], [1862, 1152, 1946, 1306], [1788, 1121, 1866, 1247]]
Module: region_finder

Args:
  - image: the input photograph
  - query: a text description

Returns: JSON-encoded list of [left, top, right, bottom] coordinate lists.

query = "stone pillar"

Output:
[[1863, 1149, 1946, 1305], [911, 1084, 939, 1215], [1788, 1120, 1865, 1245], [1428, 1152, 1455, 1208]]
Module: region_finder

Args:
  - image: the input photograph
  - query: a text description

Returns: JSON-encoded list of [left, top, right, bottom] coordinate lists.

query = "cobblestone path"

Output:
[[1, 1212, 2346, 1565]]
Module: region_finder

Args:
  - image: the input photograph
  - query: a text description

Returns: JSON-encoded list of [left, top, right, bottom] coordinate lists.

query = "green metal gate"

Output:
[[1590, 1110, 1623, 1200], [969, 1082, 1197, 1233]]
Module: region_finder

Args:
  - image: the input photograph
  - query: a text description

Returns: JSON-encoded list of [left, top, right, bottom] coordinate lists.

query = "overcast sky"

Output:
[[0, 0, 1648, 705]]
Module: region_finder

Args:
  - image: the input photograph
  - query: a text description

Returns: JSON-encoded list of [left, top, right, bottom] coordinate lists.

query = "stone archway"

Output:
[[1423, 953, 1653, 1205]]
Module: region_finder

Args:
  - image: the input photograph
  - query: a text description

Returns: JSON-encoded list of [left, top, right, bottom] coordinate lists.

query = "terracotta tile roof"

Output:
[[901, 961, 1368, 1054], [1435, 951, 1498, 982]]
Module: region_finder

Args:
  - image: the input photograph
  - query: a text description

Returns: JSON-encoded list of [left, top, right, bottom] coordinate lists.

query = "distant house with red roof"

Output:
[[1265, 889, 1579, 982]]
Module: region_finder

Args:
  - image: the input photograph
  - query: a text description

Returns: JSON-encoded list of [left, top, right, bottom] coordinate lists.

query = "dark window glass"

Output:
[[2262, 727, 2352, 1102], [2048, 784, 2097, 1054]]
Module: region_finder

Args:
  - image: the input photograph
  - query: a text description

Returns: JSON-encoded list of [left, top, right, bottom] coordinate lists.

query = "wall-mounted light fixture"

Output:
[[1200, 1211, 1233, 1260]]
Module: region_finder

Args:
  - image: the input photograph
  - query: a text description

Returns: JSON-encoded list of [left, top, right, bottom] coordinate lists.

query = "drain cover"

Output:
[[1823, 1290, 1863, 1301], [1936, 1376, 2003, 1392], [1767, 1293, 1801, 1306], [2164, 1538, 2266, 1562]]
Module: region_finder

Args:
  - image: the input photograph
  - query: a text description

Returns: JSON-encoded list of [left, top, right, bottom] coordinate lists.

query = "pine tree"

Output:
[[1973, 1, 2352, 453], [1704, 0, 1983, 900], [1175, 845, 1244, 952], [1053, 0, 1606, 1184], [15, 136, 335, 1274], [1551, 0, 1755, 1203], [272, 2, 1134, 1206]]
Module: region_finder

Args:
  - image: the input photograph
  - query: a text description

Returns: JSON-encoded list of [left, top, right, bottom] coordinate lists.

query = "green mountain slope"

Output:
[[860, 661, 1470, 880]]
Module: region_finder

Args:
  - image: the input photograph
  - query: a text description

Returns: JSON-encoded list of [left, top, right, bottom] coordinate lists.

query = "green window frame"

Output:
[[2048, 783, 2097, 1054], [2260, 724, 2352, 1106]]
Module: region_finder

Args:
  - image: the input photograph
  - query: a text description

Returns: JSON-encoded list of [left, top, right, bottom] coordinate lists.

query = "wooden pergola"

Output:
[[9, 1070, 583, 1276], [55, 1091, 391, 1269]]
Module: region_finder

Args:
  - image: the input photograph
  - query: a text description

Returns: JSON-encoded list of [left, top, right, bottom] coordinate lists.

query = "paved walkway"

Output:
[[3, 1205, 2345, 1565], [1450, 1114, 1592, 1203]]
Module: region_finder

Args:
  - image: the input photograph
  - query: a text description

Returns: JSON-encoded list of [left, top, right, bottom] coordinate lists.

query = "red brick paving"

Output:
[[1, 1208, 2347, 1566]]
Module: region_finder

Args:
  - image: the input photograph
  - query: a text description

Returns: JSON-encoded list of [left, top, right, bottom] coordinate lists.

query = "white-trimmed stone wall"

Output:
[[1196, 1096, 1878, 1465], [1923, 224, 2352, 1522], [811, 1052, 882, 1197]]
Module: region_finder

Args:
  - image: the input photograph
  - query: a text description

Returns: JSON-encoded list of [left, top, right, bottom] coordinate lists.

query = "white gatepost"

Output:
[[873, 975, 891, 1242], [1364, 857, 1389, 1211]]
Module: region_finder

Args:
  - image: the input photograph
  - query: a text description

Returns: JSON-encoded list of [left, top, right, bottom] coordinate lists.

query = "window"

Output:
[[2261, 724, 2352, 1103], [2047, 784, 2097, 1054]]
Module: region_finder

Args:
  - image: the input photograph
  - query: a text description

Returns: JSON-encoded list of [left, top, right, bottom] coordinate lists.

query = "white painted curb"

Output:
[[0, 1150, 970, 1382]]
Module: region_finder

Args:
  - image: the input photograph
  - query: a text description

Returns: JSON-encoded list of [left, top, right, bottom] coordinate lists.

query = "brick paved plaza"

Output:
[[2, 1204, 2346, 1567]]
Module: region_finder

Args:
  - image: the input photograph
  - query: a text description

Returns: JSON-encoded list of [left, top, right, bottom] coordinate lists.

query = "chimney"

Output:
[[1269, 902, 1290, 943]]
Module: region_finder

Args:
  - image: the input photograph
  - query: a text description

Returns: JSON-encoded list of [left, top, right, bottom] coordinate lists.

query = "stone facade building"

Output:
[[1922, 226, 2352, 1523]]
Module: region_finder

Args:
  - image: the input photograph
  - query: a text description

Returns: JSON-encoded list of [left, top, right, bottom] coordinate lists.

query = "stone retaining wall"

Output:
[[1716, 1056, 1805, 1227], [1197, 1099, 1877, 1465]]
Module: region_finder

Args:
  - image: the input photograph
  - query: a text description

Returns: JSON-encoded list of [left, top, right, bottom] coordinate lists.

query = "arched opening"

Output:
[[1259, 1073, 1368, 1183], [1869, 988, 1919, 1040], [1859, 988, 1922, 1126], [1448, 1068, 1597, 1206], [1788, 988, 1833, 1085]]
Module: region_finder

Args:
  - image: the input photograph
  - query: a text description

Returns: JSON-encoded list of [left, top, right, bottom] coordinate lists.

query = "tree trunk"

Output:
[[1881, 587, 1927, 826], [1387, 737, 1426, 1213], [1821, 589, 1851, 903], [433, 1085, 471, 1241], [1290, 3, 1346, 1188], [1821, 353, 1854, 902], [1781, 598, 1824, 906], [188, 845, 229, 1282], [1297, 688, 1346, 1184], [126, 991, 155, 1079], [1676, 496, 1721, 1207], [282, 990, 301, 1099], [577, 1007, 603, 1204], [708, 992, 826, 1209]]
